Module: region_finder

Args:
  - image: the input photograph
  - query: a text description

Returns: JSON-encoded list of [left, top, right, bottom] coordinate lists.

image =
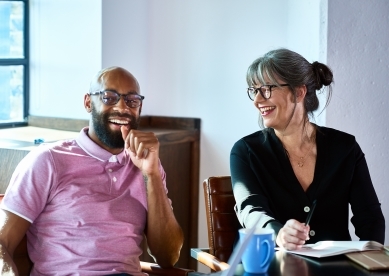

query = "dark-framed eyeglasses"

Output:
[[89, 90, 145, 108], [247, 84, 289, 101]]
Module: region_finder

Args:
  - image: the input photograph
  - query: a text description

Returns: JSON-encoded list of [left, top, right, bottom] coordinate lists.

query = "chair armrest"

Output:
[[190, 248, 230, 272], [140, 261, 194, 276]]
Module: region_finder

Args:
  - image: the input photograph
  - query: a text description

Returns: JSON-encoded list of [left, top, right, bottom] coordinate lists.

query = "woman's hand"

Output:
[[276, 219, 309, 250]]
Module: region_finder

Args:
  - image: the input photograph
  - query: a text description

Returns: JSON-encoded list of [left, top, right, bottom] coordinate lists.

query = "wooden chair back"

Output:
[[203, 176, 241, 263]]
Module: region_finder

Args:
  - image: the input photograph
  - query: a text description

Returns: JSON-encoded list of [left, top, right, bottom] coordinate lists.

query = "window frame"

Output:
[[0, 0, 29, 128]]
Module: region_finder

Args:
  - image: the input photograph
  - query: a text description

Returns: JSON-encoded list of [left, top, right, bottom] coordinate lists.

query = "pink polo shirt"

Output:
[[2, 127, 168, 276]]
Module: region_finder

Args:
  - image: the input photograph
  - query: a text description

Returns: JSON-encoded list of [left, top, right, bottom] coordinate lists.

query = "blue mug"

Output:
[[238, 228, 275, 274]]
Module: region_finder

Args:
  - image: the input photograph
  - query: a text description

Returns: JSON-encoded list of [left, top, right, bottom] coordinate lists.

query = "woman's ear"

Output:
[[84, 94, 92, 113], [296, 85, 307, 103]]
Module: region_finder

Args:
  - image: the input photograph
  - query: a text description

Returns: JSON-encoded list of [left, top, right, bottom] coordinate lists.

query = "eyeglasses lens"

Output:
[[102, 91, 142, 108], [248, 88, 256, 101], [261, 86, 271, 99], [247, 86, 272, 100]]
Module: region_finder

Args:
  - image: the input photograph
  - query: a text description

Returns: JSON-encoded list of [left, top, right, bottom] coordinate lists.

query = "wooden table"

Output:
[[189, 251, 389, 275]]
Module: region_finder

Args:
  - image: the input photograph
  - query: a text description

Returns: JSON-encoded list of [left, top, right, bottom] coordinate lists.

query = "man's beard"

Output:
[[91, 105, 140, 149]]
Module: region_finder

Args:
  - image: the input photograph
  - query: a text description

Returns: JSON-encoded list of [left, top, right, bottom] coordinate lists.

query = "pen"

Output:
[[305, 199, 317, 226]]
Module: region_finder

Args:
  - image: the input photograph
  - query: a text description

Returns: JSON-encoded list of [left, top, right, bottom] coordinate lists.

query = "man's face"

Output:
[[85, 67, 142, 152], [90, 104, 140, 148]]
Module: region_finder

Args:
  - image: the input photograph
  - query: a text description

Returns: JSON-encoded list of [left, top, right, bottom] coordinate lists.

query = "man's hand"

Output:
[[121, 126, 183, 267], [276, 219, 309, 250], [121, 126, 159, 175]]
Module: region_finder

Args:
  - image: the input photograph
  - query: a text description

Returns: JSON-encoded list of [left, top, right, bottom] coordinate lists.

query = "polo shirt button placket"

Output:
[[107, 168, 116, 182]]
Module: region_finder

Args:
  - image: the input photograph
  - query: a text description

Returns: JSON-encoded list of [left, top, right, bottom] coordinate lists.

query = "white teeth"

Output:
[[109, 119, 129, 125], [259, 106, 275, 112]]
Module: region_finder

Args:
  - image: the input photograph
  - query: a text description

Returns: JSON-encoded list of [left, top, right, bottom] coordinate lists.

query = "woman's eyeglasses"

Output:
[[247, 84, 289, 100]]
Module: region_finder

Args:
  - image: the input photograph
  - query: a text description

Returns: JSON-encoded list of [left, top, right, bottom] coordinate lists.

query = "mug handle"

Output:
[[260, 239, 271, 267]]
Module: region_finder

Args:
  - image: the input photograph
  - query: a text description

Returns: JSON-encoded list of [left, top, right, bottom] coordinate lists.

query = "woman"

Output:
[[230, 48, 385, 250]]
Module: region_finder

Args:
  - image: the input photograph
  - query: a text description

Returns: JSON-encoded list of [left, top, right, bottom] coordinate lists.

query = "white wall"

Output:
[[29, 0, 102, 118], [327, 0, 389, 242]]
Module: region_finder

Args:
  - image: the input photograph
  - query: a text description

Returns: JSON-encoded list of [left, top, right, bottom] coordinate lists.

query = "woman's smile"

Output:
[[259, 106, 276, 116]]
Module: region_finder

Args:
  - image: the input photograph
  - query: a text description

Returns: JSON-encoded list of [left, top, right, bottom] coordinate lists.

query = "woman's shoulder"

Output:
[[317, 126, 357, 149], [236, 129, 271, 143], [317, 126, 355, 140], [232, 129, 274, 151]]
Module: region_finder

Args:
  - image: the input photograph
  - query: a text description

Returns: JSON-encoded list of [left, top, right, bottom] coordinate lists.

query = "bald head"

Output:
[[89, 66, 140, 93]]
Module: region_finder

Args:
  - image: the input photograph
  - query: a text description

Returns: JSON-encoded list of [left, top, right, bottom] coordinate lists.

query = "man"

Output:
[[0, 67, 184, 275]]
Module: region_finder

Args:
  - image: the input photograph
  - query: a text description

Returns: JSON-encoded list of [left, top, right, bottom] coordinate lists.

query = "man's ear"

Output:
[[296, 85, 307, 103], [84, 94, 92, 113]]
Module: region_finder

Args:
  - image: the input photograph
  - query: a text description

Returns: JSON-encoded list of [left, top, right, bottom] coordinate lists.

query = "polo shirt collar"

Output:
[[76, 127, 127, 164]]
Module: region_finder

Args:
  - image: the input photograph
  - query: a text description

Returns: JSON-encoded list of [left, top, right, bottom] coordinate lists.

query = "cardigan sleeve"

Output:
[[349, 142, 385, 244], [230, 138, 283, 236]]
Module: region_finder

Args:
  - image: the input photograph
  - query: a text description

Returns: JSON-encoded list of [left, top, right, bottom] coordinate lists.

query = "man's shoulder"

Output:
[[24, 138, 81, 164], [35, 138, 79, 153]]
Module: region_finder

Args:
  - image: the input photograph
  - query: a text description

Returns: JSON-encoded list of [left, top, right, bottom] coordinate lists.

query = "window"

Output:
[[0, 0, 28, 128]]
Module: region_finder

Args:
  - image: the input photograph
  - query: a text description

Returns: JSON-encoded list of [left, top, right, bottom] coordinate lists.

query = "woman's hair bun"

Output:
[[312, 61, 333, 90]]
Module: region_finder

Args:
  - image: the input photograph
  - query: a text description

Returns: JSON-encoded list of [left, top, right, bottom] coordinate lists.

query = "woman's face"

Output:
[[252, 76, 296, 130]]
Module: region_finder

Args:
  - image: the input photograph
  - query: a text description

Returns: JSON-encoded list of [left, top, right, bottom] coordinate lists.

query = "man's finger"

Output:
[[121, 125, 130, 148]]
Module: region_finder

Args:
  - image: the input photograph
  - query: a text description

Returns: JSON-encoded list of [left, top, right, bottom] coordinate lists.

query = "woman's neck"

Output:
[[274, 120, 315, 150]]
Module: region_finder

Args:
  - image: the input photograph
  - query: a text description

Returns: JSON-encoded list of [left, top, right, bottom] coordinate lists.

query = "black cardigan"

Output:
[[230, 126, 385, 244]]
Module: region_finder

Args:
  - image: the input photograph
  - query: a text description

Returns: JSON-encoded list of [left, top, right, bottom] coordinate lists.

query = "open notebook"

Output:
[[193, 218, 264, 276], [281, 240, 383, 258]]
